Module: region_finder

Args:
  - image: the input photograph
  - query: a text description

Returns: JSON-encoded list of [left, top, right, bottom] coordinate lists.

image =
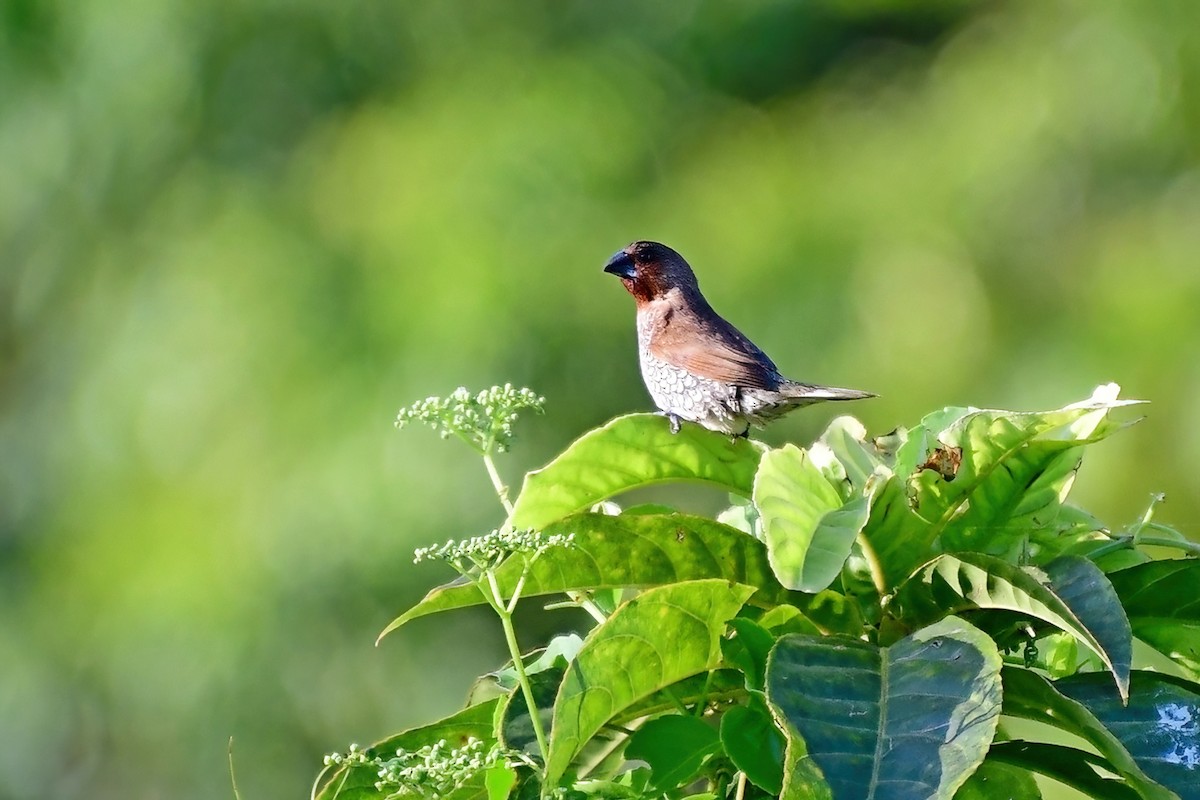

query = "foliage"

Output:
[[318, 383, 1200, 800]]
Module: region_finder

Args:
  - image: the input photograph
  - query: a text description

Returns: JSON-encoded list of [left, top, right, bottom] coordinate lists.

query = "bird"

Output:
[[604, 240, 874, 437]]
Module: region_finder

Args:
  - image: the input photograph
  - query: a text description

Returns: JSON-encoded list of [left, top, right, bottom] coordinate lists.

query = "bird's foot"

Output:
[[658, 411, 683, 434]]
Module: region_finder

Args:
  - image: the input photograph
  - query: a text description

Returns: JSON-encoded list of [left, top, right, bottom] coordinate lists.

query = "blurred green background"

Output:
[[3, 0, 1199, 797]]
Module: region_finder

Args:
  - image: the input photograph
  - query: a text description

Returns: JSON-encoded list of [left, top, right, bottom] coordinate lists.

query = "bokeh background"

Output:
[[3, 1, 1199, 798]]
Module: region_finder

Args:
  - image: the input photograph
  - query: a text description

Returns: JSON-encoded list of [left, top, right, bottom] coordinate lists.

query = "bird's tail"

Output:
[[783, 382, 876, 402]]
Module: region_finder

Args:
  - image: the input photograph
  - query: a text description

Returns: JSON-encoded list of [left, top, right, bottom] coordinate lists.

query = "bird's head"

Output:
[[603, 241, 700, 304]]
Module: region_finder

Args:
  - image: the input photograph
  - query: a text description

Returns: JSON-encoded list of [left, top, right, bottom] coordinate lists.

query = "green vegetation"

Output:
[[5, 3, 1200, 799], [317, 384, 1200, 799]]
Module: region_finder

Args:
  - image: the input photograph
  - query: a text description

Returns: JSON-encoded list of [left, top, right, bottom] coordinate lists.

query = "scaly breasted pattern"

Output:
[[605, 241, 874, 436]]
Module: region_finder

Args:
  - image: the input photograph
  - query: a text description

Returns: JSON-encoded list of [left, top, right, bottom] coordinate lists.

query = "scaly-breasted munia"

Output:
[[604, 241, 874, 436]]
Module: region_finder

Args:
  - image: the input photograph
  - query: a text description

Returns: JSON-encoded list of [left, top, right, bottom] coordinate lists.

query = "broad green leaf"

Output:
[[1110, 560, 1200, 678], [1056, 671, 1200, 800], [616, 669, 746, 726], [896, 553, 1131, 699], [893, 406, 974, 478], [484, 764, 517, 800], [510, 414, 766, 530], [860, 477, 930, 590], [754, 444, 871, 592], [316, 699, 501, 800], [792, 589, 865, 636], [1001, 667, 1177, 800], [379, 513, 786, 638], [952, 755, 1041, 799], [756, 604, 821, 636], [914, 385, 1140, 559], [544, 579, 755, 785], [816, 415, 883, 492], [766, 616, 1002, 800], [985, 741, 1138, 800], [625, 715, 722, 791], [721, 702, 785, 794], [723, 618, 776, 691]]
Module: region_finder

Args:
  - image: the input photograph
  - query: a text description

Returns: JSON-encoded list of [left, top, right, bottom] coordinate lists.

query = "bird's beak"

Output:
[[603, 250, 637, 280]]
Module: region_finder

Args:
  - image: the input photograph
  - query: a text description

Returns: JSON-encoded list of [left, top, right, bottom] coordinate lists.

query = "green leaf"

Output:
[[985, 741, 1138, 800], [626, 715, 722, 791], [723, 618, 776, 691], [816, 415, 885, 493], [510, 413, 767, 530], [316, 699, 501, 800], [896, 552, 1132, 699], [952, 755, 1041, 799], [860, 477, 930, 591], [721, 702, 785, 794], [1110, 560, 1200, 678], [1000, 667, 1177, 800], [543, 579, 755, 785], [1056, 671, 1200, 800], [766, 616, 1002, 800], [379, 513, 786, 638], [915, 386, 1140, 559], [754, 444, 872, 592], [484, 763, 517, 800]]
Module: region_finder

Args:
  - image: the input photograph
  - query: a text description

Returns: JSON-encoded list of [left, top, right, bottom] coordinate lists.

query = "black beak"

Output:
[[603, 250, 637, 280]]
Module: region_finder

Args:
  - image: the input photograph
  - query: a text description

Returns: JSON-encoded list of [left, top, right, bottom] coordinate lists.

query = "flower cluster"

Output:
[[414, 528, 575, 569], [373, 738, 504, 798], [323, 742, 370, 768], [395, 385, 545, 453]]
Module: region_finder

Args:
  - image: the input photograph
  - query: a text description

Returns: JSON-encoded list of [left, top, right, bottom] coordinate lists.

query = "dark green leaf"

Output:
[[895, 552, 1131, 699], [1000, 667, 1177, 800], [544, 579, 755, 785], [510, 413, 766, 530], [721, 702, 785, 794], [766, 616, 1002, 800], [500, 664, 562, 758], [1057, 671, 1200, 800], [1110, 559, 1200, 678], [985, 741, 1138, 800], [380, 512, 785, 638], [754, 444, 871, 592], [952, 755, 1041, 799], [626, 715, 722, 791], [723, 618, 775, 691]]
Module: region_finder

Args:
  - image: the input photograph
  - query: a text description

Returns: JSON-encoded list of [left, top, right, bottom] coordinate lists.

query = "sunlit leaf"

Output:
[[379, 512, 785, 638], [543, 579, 755, 785], [754, 444, 871, 592], [896, 552, 1131, 699], [510, 414, 766, 530]]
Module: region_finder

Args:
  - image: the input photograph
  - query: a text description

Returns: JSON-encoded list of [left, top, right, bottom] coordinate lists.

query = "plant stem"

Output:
[[483, 451, 515, 518], [1132, 535, 1200, 557], [485, 570, 550, 765], [735, 771, 747, 800]]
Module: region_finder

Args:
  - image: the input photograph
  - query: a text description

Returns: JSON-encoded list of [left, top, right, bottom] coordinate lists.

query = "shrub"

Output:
[[315, 383, 1200, 800]]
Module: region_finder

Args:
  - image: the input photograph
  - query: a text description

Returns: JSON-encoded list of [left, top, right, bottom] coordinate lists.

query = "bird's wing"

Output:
[[647, 300, 781, 390]]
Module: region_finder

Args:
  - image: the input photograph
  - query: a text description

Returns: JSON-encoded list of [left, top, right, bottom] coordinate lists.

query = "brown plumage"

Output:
[[604, 241, 874, 436]]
